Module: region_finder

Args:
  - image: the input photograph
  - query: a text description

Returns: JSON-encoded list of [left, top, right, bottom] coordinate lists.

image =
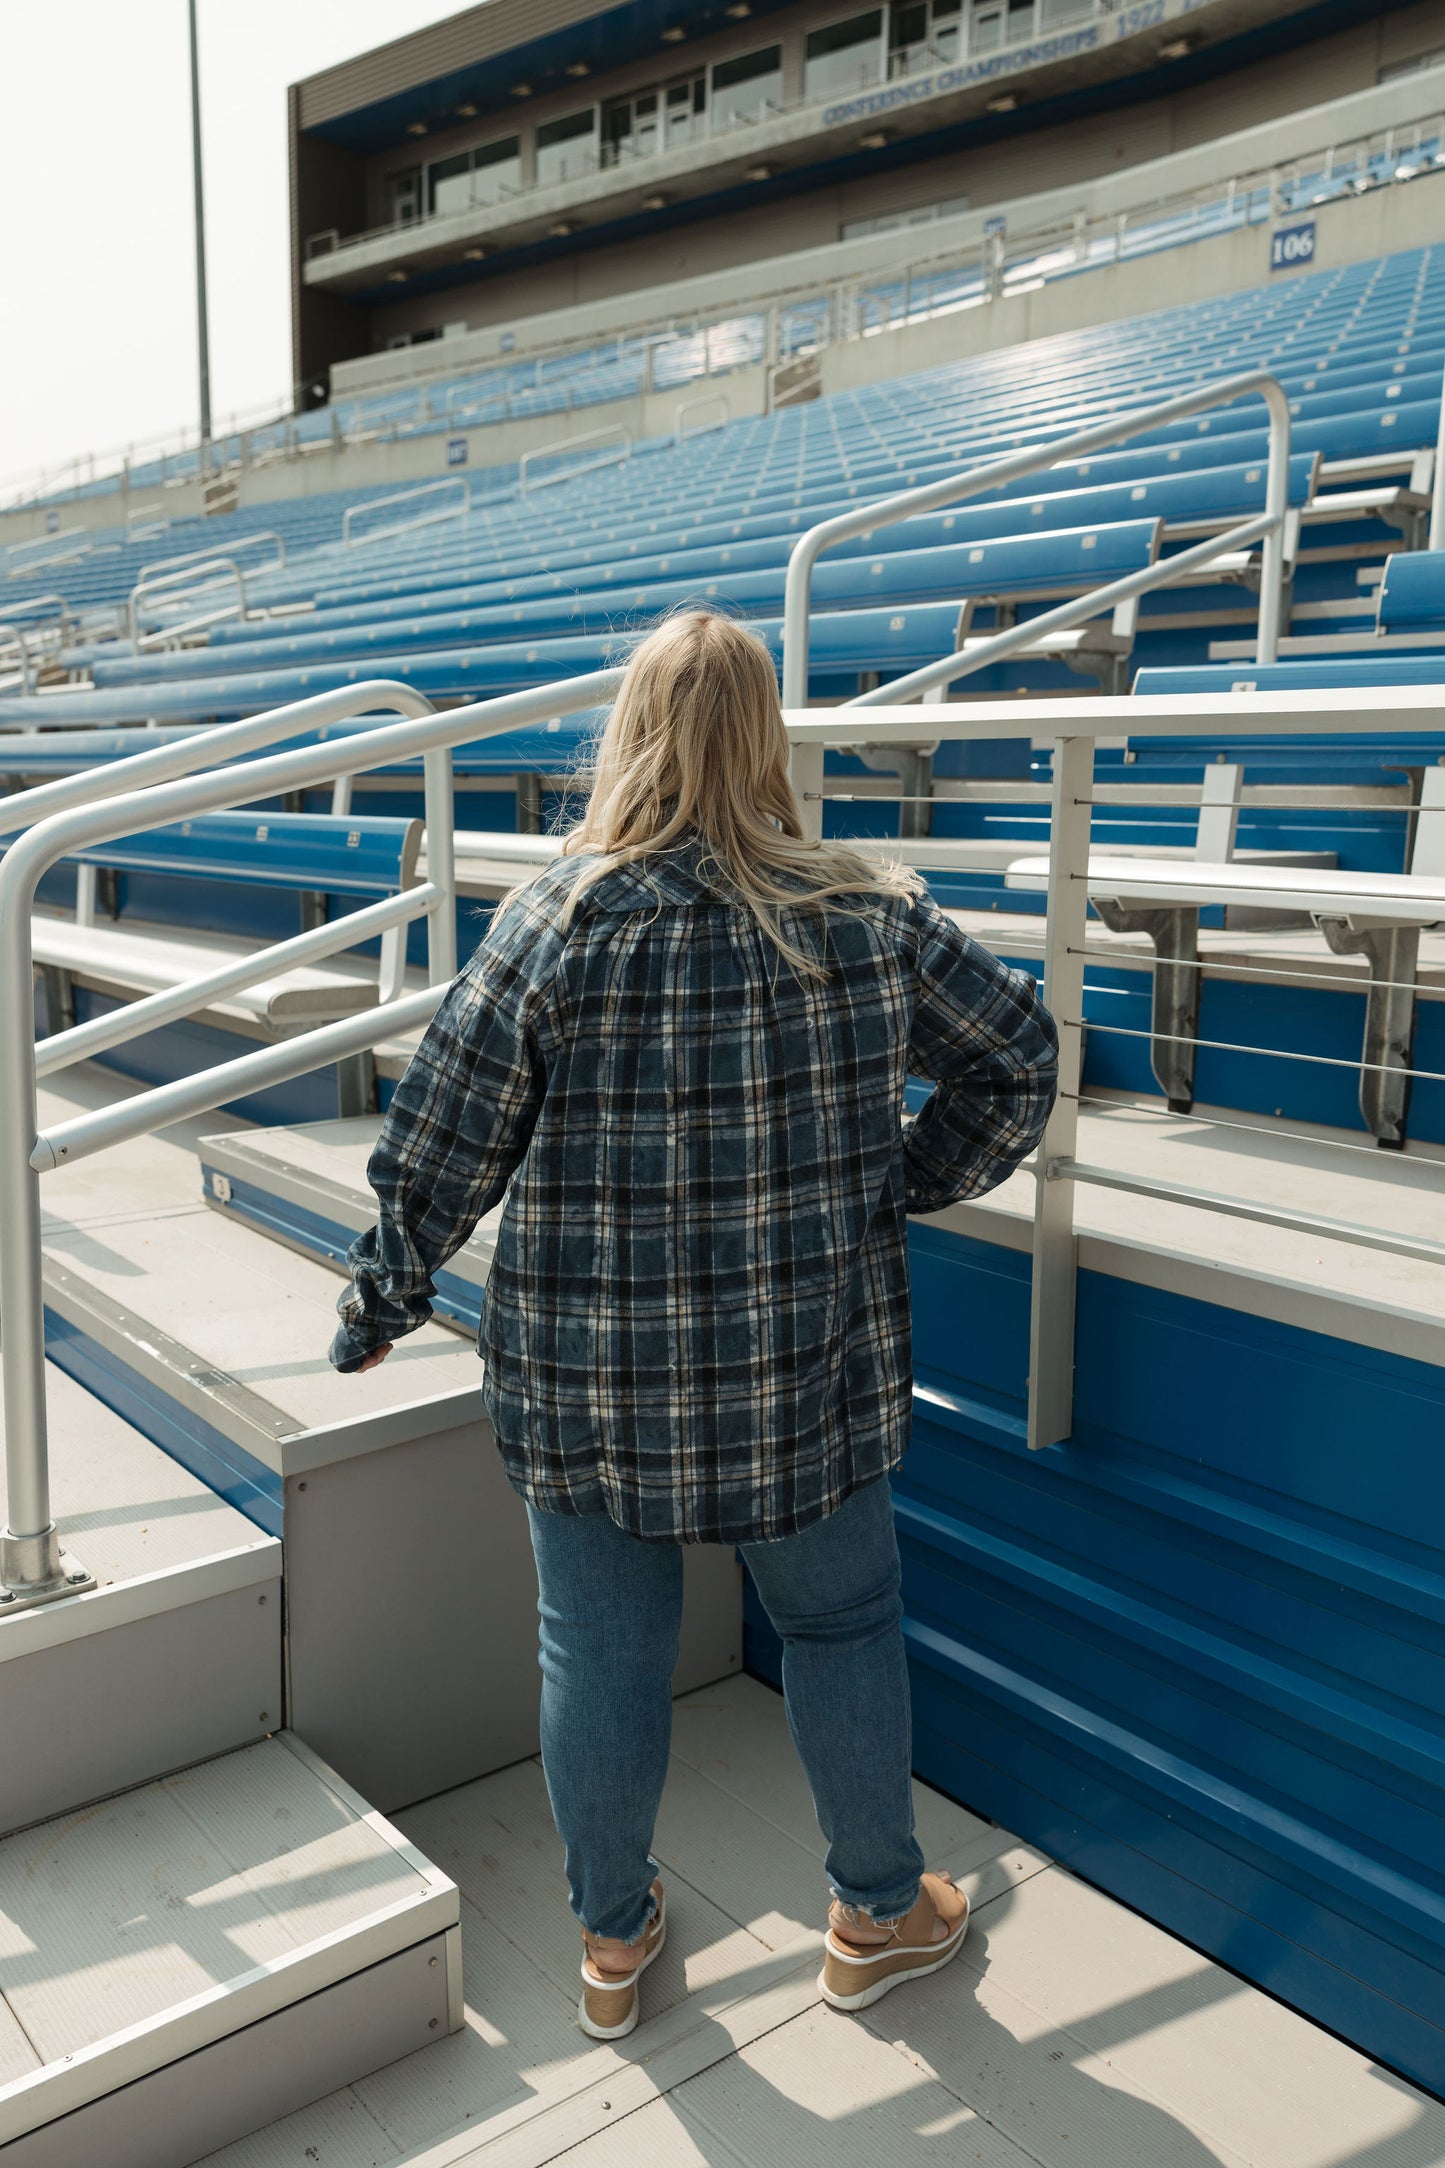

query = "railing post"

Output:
[[1027, 731, 1092, 1452], [1257, 377, 1292, 664], [1430, 359, 1445, 551], [423, 746, 458, 983], [0, 842, 91, 1606]]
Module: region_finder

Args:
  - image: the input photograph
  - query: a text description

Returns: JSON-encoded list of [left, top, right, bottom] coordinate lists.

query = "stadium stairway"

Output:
[[8, 245, 1445, 2153], [1, 1057, 741, 2164]]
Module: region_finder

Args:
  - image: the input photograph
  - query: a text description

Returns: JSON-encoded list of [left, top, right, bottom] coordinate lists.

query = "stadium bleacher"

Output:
[[6, 175, 1445, 2162]]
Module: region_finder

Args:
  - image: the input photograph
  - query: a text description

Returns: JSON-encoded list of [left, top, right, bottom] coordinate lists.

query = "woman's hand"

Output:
[[356, 1344, 393, 1373]]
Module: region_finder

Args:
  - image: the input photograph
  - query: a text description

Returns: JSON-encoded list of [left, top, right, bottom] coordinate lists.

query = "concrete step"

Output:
[[0, 1731, 459, 2168], [34, 1070, 741, 1815], [198, 1115, 495, 1335], [0, 1356, 280, 1836]]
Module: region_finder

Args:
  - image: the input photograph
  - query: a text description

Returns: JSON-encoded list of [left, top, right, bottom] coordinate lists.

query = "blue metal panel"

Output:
[[745, 1224, 1445, 2093], [1379, 551, 1445, 633]]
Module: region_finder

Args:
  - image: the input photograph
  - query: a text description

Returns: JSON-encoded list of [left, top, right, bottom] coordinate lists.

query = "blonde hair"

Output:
[[557, 610, 919, 980]]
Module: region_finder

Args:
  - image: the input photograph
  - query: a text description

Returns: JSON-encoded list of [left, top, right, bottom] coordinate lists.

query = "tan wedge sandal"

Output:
[[820, 1869, 969, 2011], [578, 1878, 667, 2041]]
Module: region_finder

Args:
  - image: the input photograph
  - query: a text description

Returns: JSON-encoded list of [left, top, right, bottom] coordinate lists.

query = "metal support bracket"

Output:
[[336, 1050, 378, 1120], [855, 744, 935, 839], [1318, 916, 1420, 1148], [39, 964, 76, 1036], [0, 1525, 96, 1614], [516, 773, 544, 835], [1092, 900, 1201, 1112]]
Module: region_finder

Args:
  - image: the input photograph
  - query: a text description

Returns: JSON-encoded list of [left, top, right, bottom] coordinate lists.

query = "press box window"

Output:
[[664, 75, 707, 149], [473, 137, 521, 204], [427, 138, 520, 217], [711, 45, 782, 129], [602, 90, 659, 164], [890, 0, 960, 74], [428, 154, 471, 217], [389, 169, 422, 226], [804, 11, 885, 100], [535, 108, 598, 187]]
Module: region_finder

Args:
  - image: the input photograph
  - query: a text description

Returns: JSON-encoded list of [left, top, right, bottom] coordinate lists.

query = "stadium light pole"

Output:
[[188, 0, 213, 448]]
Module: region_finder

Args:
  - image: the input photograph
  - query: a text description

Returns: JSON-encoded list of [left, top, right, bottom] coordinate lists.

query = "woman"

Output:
[[331, 611, 1058, 2039]]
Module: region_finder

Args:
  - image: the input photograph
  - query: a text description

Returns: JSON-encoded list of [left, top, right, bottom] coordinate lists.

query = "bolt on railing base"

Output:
[[0, 1526, 96, 1615]]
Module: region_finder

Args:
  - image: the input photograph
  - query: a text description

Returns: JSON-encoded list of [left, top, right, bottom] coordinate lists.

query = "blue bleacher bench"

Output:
[[1377, 551, 1445, 634], [4, 810, 422, 895]]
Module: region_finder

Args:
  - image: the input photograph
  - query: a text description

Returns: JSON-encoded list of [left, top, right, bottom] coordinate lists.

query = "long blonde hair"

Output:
[[558, 610, 919, 979]]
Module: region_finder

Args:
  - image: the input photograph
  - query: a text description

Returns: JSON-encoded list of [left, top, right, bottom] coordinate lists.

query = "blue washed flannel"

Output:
[[331, 846, 1057, 1542]]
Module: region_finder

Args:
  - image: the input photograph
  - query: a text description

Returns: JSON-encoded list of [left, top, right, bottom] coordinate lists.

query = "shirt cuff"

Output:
[[329, 1321, 376, 1374]]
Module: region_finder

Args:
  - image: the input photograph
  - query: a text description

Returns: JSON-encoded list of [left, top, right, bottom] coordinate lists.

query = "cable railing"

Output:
[[4, 669, 1445, 1609]]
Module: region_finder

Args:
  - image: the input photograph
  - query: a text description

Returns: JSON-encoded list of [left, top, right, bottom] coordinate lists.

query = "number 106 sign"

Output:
[[1271, 221, 1316, 272]]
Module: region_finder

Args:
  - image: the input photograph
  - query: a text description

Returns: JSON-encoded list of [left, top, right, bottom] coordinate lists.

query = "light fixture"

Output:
[[725, 1, 751, 14], [661, 23, 686, 40], [860, 129, 889, 149], [387, 269, 409, 283], [642, 192, 668, 210], [512, 80, 533, 96], [1158, 35, 1196, 58], [406, 120, 429, 136], [566, 59, 591, 76], [464, 246, 487, 260], [550, 219, 576, 236], [456, 101, 478, 117], [984, 93, 1017, 113], [746, 161, 772, 181]]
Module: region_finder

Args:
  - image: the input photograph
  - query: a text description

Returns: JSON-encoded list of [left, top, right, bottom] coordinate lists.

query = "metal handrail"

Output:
[[3, 528, 92, 579], [675, 393, 731, 446], [0, 626, 34, 695], [0, 667, 622, 1609], [788, 682, 1445, 1452], [847, 515, 1274, 709], [342, 478, 471, 549], [127, 557, 247, 652], [519, 425, 632, 496], [32, 883, 443, 1083], [1430, 359, 1445, 552], [781, 370, 1292, 822], [4, 679, 1445, 1607], [139, 533, 285, 584]]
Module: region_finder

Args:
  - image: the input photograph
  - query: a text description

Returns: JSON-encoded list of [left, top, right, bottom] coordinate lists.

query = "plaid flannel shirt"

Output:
[[331, 845, 1057, 1543]]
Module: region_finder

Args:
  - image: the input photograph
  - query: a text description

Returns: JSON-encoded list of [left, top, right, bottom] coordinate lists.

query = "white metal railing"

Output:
[[789, 682, 1445, 1451], [3, 528, 93, 579], [1431, 359, 1445, 549], [0, 668, 623, 1611], [127, 557, 248, 653], [140, 532, 286, 584], [342, 477, 472, 550], [518, 424, 632, 496], [781, 371, 1291, 772], [674, 393, 731, 445], [5, 674, 1443, 1611]]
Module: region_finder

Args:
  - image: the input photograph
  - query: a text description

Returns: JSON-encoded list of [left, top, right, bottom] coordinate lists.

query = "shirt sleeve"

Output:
[[328, 891, 561, 1372], [903, 893, 1059, 1217]]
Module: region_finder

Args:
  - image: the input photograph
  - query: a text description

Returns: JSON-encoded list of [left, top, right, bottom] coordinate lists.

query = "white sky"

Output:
[[1, 1, 464, 491]]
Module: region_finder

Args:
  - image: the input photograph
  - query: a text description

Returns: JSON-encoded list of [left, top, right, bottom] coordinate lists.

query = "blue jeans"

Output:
[[526, 1475, 925, 1943]]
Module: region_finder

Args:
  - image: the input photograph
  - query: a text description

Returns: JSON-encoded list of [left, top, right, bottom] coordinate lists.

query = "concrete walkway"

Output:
[[197, 1674, 1445, 2168]]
